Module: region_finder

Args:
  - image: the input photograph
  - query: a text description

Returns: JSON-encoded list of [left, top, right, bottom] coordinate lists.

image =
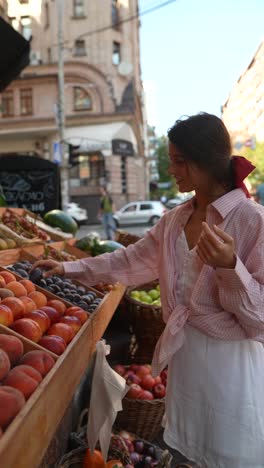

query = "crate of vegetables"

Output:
[[125, 282, 165, 364], [114, 363, 167, 441]]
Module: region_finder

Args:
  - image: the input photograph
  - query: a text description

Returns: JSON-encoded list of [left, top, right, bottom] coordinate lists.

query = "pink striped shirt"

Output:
[[63, 189, 264, 371]]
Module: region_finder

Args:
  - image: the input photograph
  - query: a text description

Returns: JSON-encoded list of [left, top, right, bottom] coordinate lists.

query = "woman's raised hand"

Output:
[[30, 259, 65, 278], [196, 222, 236, 269]]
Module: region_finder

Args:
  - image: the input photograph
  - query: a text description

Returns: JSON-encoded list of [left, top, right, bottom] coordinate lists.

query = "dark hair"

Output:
[[167, 112, 234, 188]]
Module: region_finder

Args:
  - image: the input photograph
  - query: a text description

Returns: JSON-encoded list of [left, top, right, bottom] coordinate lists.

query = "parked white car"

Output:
[[113, 201, 167, 227], [65, 202, 88, 224], [166, 193, 193, 209]]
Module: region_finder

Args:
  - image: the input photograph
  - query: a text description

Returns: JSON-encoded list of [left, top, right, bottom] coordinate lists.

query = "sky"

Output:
[[139, 0, 264, 136]]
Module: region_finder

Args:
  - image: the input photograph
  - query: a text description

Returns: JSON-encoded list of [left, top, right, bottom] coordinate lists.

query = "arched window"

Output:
[[74, 87, 92, 111]]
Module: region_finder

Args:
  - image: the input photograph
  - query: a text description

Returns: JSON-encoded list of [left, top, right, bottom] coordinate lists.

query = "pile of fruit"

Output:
[[82, 431, 162, 468], [0, 237, 17, 250], [117, 431, 162, 467], [113, 364, 167, 400], [7, 261, 102, 313], [1, 209, 50, 241], [129, 285, 161, 307], [0, 334, 55, 435], [0, 270, 89, 355], [39, 245, 78, 262]]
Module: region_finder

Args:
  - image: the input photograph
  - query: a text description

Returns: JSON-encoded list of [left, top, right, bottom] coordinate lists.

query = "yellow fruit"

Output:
[[0, 239, 8, 250], [5, 239, 16, 249]]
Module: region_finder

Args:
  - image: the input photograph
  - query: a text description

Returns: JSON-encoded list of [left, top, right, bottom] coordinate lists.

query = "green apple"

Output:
[[130, 290, 140, 299], [156, 284, 160, 291], [152, 299, 161, 306], [140, 294, 153, 304], [148, 289, 160, 300]]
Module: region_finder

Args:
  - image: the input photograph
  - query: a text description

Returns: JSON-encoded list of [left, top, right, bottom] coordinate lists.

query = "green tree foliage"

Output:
[[154, 136, 177, 199], [243, 142, 264, 188]]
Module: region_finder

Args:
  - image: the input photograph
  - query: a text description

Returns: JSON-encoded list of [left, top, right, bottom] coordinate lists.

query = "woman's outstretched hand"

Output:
[[30, 259, 65, 278], [196, 222, 236, 269]]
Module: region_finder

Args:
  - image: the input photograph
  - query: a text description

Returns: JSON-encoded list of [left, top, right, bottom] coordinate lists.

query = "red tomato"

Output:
[[138, 390, 154, 400], [126, 374, 141, 386], [153, 383, 166, 399], [141, 374, 155, 390], [129, 364, 140, 372], [154, 376, 162, 385], [136, 365, 151, 379], [126, 383, 142, 399], [113, 365, 126, 376]]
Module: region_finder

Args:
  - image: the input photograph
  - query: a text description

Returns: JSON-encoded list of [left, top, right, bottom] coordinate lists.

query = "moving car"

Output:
[[114, 201, 167, 227], [65, 202, 88, 224]]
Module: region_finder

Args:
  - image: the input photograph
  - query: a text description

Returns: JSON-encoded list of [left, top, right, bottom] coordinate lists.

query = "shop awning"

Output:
[[0, 17, 30, 92], [65, 122, 138, 156]]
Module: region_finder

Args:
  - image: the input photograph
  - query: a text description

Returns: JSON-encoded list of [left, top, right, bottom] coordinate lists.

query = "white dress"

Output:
[[163, 231, 264, 468]]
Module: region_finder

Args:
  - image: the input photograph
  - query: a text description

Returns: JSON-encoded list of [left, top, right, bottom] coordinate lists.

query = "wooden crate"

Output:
[[0, 283, 126, 468], [0, 208, 73, 242], [0, 265, 74, 308], [0, 325, 58, 360], [22, 241, 90, 262], [0, 247, 36, 267]]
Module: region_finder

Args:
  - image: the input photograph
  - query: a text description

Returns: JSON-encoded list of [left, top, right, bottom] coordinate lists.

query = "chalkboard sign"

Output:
[[0, 155, 61, 216]]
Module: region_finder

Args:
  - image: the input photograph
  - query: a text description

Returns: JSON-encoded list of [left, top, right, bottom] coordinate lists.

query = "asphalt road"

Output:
[[76, 222, 150, 240]]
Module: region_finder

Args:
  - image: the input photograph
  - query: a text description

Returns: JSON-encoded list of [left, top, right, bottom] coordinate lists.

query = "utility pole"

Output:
[[57, 0, 69, 210]]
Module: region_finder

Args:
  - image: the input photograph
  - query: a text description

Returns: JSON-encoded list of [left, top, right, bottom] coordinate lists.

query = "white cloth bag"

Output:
[[87, 340, 129, 461]]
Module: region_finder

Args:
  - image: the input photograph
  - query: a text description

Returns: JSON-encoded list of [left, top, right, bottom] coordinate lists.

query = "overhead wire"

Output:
[[51, 0, 178, 49]]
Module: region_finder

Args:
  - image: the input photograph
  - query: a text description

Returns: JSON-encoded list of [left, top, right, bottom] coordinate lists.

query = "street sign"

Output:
[[53, 141, 62, 164], [112, 139, 134, 156]]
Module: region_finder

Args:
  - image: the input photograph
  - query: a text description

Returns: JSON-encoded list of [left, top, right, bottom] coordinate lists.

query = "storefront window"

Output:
[[20, 88, 33, 116], [69, 154, 105, 187], [74, 87, 92, 111], [1, 91, 14, 117]]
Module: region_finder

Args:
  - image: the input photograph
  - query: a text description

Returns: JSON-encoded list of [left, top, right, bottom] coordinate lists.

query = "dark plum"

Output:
[[76, 286, 86, 295], [82, 295, 93, 305], [29, 267, 43, 284], [56, 291, 65, 298], [39, 278, 47, 288], [72, 294, 81, 302], [65, 294, 74, 302], [88, 292, 97, 300], [16, 269, 29, 278], [77, 301, 89, 310]]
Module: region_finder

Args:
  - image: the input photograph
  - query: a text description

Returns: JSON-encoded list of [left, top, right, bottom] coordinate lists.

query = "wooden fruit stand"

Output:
[[0, 283, 126, 468], [0, 208, 127, 467]]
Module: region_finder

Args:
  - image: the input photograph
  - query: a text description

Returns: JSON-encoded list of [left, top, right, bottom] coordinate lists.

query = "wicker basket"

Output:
[[125, 281, 165, 363], [115, 394, 165, 442], [115, 230, 141, 247]]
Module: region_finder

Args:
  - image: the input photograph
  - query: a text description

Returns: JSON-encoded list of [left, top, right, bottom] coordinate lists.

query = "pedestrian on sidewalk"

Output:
[[32, 113, 264, 468], [98, 186, 116, 240]]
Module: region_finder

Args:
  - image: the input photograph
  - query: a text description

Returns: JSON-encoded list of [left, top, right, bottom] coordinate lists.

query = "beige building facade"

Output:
[[0, 0, 146, 222], [222, 40, 264, 149]]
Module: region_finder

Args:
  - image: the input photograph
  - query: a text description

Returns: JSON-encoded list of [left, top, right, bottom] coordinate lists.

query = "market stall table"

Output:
[[0, 283, 126, 468]]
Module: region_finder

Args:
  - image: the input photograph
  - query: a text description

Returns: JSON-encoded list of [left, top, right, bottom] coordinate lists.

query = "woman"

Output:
[[33, 113, 264, 467]]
